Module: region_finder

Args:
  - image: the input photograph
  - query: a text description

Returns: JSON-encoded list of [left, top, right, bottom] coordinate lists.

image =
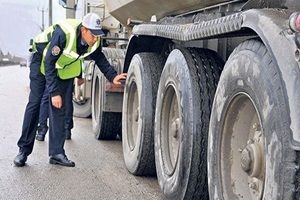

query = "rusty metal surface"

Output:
[[105, 81, 124, 92]]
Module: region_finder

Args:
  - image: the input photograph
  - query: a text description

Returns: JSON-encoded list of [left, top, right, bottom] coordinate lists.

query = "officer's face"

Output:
[[81, 27, 99, 47]]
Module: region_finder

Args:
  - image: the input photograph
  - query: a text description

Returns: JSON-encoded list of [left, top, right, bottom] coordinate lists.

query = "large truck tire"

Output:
[[92, 65, 121, 140], [91, 48, 125, 140], [208, 39, 300, 199], [154, 48, 223, 199], [122, 53, 164, 176]]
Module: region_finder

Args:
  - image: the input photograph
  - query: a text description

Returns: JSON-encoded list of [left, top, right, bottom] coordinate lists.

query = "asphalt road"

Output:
[[0, 65, 164, 200]]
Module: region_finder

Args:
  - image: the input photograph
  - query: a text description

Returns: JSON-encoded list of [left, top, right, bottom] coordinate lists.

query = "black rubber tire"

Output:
[[102, 47, 125, 74], [91, 48, 125, 140], [122, 53, 164, 176], [155, 48, 223, 200], [208, 39, 299, 199], [91, 66, 121, 140], [73, 98, 91, 118]]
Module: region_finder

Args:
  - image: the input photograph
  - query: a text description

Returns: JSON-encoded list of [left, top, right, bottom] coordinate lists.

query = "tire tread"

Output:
[[183, 48, 224, 199], [96, 112, 122, 140], [134, 53, 164, 176]]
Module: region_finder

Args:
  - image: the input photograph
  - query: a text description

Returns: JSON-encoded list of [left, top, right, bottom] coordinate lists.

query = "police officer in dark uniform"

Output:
[[14, 13, 127, 167]]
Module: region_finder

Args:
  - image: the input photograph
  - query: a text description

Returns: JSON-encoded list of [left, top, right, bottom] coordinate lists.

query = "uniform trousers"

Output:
[[17, 52, 74, 156], [39, 86, 74, 131]]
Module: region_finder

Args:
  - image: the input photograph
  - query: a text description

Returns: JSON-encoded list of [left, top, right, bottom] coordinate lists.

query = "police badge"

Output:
[[51, 46, 61, 56]]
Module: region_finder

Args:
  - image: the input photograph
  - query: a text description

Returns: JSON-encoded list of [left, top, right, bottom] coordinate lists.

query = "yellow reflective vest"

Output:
[[33, 19, 100, 79]]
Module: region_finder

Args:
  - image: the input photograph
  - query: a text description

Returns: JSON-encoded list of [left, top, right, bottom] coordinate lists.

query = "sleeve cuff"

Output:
[[50, 91, 61, 97]]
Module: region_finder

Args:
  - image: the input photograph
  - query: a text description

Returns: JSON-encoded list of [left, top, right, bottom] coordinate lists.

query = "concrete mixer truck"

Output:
[[72, 0, 300, 199]]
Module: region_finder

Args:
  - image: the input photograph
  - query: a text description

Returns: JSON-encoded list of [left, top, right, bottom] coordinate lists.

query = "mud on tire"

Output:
[[122, 53, 164, 176], [208, 39, 299, 199], [155, 48, 223, 199]]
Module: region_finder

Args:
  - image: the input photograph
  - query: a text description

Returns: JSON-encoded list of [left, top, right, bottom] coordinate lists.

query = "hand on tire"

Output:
[[113, 73, 127, 85]]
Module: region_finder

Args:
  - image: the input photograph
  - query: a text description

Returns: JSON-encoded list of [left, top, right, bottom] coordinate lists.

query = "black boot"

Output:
[[65, 129, 72, 140], [49, 153, 75, 167], [14, 151, 28, 167], [36, 126, 48, 141]]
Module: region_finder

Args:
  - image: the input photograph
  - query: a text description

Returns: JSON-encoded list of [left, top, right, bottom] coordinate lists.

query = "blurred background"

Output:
[[0, 0, 81, 65]]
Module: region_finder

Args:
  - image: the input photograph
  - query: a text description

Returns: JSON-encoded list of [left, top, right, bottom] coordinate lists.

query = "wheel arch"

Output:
[[241, 9, 300, 149], [123, 35, 172, 73]]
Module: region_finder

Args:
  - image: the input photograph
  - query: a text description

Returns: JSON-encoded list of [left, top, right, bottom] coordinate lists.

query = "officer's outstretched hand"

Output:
[[113, 73, 127, 85], [52, 95, 62, 109]]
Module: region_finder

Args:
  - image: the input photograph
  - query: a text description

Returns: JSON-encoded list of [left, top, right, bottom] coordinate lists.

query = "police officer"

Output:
[[14, 13, 127, 167]]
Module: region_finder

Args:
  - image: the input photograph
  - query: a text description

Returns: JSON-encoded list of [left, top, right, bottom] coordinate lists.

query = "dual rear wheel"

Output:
[[123, 39, 299, 199], [122, 47, 223, 199]]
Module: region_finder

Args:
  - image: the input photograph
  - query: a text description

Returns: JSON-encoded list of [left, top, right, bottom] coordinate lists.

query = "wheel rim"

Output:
[[221, 93, 265, 200], [127, 80, 139, 151], [160, 84, 181, 176]]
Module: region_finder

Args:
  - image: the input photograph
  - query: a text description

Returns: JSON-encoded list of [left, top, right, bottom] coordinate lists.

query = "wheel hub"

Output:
[[240, 141, 262, 178], [220, 94, 265, 200], [240, 146, 252, 173]]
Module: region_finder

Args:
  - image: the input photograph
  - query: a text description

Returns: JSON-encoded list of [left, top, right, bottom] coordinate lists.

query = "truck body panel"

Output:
[[105, 0, 232, 25], [106, 0, 300, 25]]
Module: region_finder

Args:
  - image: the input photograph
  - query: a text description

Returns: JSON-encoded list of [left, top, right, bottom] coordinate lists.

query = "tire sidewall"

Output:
[[91, 66, 104, 136], [122, 54, 152, 173], [155, 49, 195, 199], [208, 43, 288, 199]]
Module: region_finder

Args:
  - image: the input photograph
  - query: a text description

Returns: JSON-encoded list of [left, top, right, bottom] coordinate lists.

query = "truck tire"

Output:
[[73, 98, 91, 118], [91, 48, 125, 140], [122, 53, 164, 176], [73, 61, 95, 118], [92, 66, 121, 140], [155, 48, 223, 199], [102, 47, 125, 74], [208, 39, 299, 199], [73, 76, 91, 118]]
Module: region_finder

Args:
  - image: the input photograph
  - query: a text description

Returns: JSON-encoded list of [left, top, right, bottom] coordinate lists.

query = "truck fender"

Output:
[[242, 9, 300, 149], [123, 35, 170, 73]]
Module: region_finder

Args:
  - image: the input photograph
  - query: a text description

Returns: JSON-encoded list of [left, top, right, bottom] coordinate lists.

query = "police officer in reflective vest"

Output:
[[14, 13, 127, 167]]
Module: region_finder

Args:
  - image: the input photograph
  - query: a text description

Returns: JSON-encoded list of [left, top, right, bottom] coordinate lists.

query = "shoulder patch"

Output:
[[51, 46, 61, 56]]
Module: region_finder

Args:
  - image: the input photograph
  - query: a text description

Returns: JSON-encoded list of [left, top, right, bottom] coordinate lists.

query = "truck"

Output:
[[69, 0, 300, 199]]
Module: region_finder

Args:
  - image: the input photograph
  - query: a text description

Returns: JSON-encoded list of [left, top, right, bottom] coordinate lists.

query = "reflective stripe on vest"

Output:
[[37, 19, 100, 80]]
